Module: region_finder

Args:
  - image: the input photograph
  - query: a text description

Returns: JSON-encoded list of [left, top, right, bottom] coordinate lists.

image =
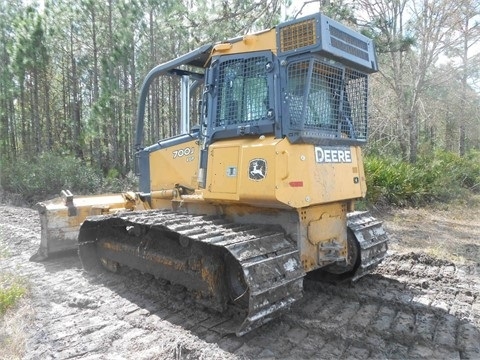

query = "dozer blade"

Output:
[[31, 190, 137, 261], [77, 209, 305, 336]]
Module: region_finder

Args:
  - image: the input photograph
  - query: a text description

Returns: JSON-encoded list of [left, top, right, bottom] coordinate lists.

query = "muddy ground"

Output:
[[0, 199, 479, 359]]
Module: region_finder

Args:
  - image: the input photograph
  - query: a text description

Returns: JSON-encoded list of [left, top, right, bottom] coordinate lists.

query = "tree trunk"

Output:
[[129, 28, 136, 173], [91, 5, 102, 168], [44, 68, 52, 151], [408, 110, 418, 163], [33, 66, 41, 154], [71, 27, 83, 159], [459, 16, 469, 157]]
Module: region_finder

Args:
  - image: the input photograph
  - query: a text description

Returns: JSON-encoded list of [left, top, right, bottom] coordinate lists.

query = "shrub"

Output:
[[365, 149, 480, 206], [0, 153, 103, 203], [1, 153, 139, 204], [365, 156, 428, 206]]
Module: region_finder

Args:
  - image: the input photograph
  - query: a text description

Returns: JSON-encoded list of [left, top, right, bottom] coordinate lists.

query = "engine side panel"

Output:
[[204, 136, 365, 208], [149, 139, 200, 190], [139, 134, 200, 197]]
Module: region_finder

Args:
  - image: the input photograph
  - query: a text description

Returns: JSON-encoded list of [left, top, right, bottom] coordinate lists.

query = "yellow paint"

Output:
[[208, 146, 239, 194], [210, 28, 277, 59], [307, 212, 346, 245], [275, 140, 365, 207], [37, 192, 147, 256], [150, 189, 178, 200], [149, 139, 200, 192], [296, 203, 349, 271], [300, 254, 317, 272], [204, 136, 279, 204], [41, 192, 138, 230], [203, 136, 365, 209], [354, 147, 367, 198]]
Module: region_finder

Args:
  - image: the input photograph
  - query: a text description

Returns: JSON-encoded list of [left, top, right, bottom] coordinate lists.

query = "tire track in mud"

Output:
[[287, 253, 480, 359], [1, 205, 479, 359]]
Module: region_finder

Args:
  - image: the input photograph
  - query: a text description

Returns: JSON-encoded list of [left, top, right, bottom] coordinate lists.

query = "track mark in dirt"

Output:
[[1, 205, 480, 359]]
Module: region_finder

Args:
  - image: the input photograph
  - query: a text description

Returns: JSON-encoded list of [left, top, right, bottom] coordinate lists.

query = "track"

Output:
[[77, 210, 305, 336], [1, 205, 479, 359]]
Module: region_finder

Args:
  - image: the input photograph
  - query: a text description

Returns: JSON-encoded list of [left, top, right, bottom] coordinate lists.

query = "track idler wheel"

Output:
[[78, 240, 103, 272], [78, 220, 110, 272], [324, 229, 360, 275]]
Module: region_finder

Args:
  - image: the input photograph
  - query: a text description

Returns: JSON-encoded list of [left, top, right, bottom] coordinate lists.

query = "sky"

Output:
[[282, 0, 321, 20]]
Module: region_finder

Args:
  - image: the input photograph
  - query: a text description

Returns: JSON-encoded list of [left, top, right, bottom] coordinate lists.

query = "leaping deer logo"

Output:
[[249, 159, 267, 181]]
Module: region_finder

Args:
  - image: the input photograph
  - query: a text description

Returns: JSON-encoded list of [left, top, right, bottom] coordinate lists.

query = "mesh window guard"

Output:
[[287, 58, 368, 141], [344, 68, 368, 140], [216, 56, 269, 127]]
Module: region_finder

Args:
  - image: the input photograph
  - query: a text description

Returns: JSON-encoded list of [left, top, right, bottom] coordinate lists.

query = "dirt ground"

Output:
[[0, 197, 479, 359]]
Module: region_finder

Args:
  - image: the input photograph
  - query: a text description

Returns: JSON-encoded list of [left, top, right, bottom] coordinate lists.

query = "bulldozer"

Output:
[[32, 13, 388, 336]]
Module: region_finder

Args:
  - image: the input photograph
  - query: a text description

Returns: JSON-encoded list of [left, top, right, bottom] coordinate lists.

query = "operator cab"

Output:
[[203, 14, 376, 148]]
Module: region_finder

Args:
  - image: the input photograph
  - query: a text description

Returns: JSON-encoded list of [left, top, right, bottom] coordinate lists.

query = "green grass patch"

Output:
[[0, 274, 28, 316]]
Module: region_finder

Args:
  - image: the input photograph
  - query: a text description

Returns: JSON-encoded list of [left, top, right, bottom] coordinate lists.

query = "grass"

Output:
[[0, 230, 32, 360], [0, 273, 28, 316], [0, 295, 33, 360], [0, 231, 26, 316]]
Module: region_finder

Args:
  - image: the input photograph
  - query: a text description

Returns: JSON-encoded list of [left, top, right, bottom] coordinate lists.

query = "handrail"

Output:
[[135, 44, 213, 151]]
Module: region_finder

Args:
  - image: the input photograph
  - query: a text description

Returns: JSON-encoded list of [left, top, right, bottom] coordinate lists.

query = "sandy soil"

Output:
[[0, 199, 479, 359]]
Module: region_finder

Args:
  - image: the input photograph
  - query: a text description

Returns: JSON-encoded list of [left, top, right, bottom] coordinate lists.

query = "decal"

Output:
[[315, 146, 352, 163], [226, 166, 237, 177], [172, 147, 195, 159], [249, 158, 267, 181]]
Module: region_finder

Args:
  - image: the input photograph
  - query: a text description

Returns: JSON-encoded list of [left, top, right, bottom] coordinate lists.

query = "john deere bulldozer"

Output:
[[32, 13, 388, 336]]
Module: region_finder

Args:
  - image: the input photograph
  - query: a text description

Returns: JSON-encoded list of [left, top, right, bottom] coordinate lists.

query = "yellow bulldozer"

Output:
[[32, 13, 388, 336]]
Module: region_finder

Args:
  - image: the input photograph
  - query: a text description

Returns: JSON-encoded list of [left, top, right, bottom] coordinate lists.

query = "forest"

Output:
[[0, 0, 479, 203]]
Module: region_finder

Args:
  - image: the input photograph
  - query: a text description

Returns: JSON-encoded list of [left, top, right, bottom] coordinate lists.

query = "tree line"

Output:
[[0, 0, 479, 179]]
